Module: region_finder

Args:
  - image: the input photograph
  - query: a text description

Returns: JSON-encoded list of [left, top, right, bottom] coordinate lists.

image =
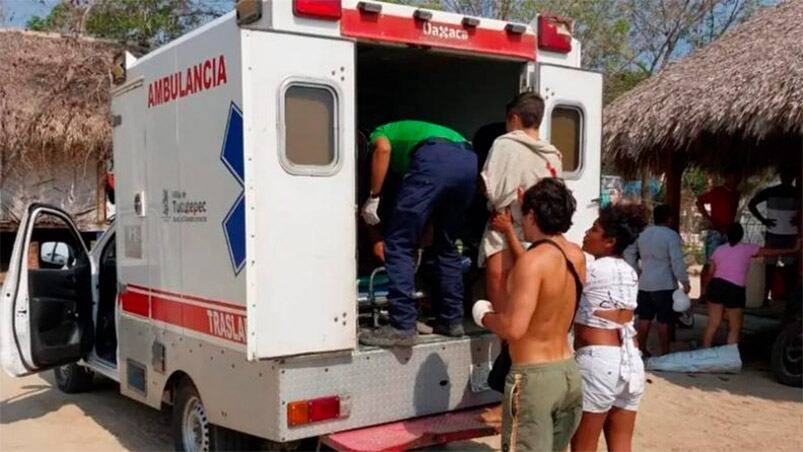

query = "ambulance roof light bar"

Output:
[[357, 1, 382, 14], [294, 0, 342, 20], [505, 23, 527, 35], [235, 0, 262, 25], [462, 17, 480, 28], [413, 9, 433, 21], [537, 14, 573, 53]]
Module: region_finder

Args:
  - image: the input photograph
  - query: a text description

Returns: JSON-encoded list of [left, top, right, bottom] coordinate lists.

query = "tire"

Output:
[[172, 379, 253, 452], [771, 322, 803, 387], [53, 363, 94, 393]]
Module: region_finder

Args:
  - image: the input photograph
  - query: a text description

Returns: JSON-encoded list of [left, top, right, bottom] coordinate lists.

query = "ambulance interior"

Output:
[[354, 43, 525, 331]]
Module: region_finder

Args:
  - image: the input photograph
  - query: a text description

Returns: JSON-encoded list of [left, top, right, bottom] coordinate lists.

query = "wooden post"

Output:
[[665, 153, 687, 231]]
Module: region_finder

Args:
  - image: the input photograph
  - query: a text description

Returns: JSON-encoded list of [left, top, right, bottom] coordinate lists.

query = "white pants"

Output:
[[576, 345, 645, 413]]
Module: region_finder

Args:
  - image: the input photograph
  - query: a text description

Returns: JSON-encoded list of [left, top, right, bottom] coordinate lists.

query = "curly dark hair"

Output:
[[598, 204, 647, 255], [521, 178, 576, 235]]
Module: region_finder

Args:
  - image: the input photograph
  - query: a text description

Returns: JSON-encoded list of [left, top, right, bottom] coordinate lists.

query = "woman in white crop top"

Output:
[[571, 205, 646, 452]]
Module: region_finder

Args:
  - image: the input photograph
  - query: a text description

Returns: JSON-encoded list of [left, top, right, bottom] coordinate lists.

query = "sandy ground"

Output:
[[1, 309, 801, 452]]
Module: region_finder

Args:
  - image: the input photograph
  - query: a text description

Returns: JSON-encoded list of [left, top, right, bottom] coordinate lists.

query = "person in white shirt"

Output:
[[572, 204, 646, 452], [624, 204, 690, 356]]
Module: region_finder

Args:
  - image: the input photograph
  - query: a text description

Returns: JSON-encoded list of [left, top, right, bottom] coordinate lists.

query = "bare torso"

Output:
[[508, 237, 587, 365]]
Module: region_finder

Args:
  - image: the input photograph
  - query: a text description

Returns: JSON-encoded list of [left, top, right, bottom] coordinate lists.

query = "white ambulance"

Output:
[[1, 1, 601, 450]]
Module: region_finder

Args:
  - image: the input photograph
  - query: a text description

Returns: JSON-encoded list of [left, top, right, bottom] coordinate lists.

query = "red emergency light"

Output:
[[538, 14, 572, 53], [294, 0, 342, 21]]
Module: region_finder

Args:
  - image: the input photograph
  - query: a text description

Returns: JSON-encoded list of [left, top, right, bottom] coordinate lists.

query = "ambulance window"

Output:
[[283, 85, 337, 170], [550, 106, 583, 174]]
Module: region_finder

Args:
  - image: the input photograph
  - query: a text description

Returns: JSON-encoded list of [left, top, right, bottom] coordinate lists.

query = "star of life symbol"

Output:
[[220, 103, 245, 275]]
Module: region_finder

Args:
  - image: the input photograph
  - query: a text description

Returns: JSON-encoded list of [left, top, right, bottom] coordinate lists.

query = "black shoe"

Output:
[[359, 325, 417, 347], [432, 322, 465, 337]]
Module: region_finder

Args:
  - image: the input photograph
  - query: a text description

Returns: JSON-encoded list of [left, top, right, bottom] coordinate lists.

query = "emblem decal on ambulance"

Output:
[[220, 102, 245, 275]]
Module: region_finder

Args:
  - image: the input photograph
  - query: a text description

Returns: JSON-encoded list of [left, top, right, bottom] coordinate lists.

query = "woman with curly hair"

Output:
[[572, 204, 646, 452]]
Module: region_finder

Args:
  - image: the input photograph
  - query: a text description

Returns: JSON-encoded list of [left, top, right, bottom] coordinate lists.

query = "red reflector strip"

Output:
[[342, 9, 535, 61], [294, 0, 342, 20]]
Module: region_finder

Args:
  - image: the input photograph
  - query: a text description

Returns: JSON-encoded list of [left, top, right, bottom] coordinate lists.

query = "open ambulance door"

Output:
[[1, 204, 94, 376], [537, 63, 603, 243], [244, 32, 356, 359]]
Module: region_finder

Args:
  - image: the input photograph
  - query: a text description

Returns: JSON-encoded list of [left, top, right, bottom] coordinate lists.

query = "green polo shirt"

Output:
[[369, 120, 466, 174]]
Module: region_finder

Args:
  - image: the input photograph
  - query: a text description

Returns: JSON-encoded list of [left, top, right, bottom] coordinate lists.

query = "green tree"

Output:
[[27, 0, 228, 48]]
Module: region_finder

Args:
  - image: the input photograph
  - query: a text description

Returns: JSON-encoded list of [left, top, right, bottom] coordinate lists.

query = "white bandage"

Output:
[[472, 299, 494, 328]]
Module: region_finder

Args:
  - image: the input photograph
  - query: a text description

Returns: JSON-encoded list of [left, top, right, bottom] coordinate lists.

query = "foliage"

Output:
[[27, 0, 228, 48]]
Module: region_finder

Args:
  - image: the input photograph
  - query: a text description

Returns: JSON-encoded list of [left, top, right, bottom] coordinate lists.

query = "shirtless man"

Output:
[[473, 178, 586, 452]]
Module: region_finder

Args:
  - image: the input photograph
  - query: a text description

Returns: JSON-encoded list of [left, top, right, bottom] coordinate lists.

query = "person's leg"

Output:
[[432, 149, 476, 329], [383, 157, 440, 332], [602, 408, 637, 452], [763, 263, 776, 305], [635, 291, 654, 355], [654, 291, 675, 356], [703, 302, 724, 348], [636, 319, 652, 355], [571, 412, 607, 452], [725, 308, 744, 345]]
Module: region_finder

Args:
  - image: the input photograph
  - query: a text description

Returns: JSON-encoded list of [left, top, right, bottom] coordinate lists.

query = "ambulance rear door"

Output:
[[243, 31, 356, 359], [537, 63, 603, 243]]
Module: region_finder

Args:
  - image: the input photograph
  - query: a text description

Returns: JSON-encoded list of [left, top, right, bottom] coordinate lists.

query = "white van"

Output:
[[1, 1, 601, 450]]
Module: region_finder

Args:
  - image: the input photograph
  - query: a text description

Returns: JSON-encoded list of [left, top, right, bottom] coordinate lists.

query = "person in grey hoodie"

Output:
[[477, 92, 564, 425], [480, 92, 564, 312]]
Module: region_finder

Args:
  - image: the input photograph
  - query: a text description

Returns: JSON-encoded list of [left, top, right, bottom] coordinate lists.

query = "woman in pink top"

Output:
[[703, 223, 800, 348]]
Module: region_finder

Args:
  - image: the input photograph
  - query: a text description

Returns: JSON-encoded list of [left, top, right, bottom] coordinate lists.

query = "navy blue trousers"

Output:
[[384, 141, 477, 331]]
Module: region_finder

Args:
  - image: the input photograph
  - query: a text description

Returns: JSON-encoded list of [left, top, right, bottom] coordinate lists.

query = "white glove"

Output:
[[361, 196, 381, 225], [472, 299, 494, 328]]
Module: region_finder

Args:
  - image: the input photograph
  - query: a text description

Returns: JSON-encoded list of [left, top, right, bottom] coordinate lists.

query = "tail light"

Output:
[[287, 395, 349, 427], [538, 15, 572, 53], [294, 0, 342, 20]]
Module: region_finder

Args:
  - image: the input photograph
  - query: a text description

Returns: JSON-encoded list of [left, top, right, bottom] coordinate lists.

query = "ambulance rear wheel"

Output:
[[54, 363, 94, 393], [173, 379, 253, 451]]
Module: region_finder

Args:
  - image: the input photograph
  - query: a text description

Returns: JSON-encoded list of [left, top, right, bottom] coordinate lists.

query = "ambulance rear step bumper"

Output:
[[320, 406, 498, 451]]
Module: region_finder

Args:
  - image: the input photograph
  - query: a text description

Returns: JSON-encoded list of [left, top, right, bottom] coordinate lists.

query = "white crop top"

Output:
[[575, 256, 639, 330]]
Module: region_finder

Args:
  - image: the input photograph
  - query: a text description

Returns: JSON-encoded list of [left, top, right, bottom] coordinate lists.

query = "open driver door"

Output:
[[1, 204, 95, 376]]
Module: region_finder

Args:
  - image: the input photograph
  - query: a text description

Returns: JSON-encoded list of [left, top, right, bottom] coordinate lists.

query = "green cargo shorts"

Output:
[[501, 358, 583, 452]]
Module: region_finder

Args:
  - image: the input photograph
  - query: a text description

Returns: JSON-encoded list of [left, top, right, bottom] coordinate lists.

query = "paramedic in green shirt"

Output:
[[359, 120, 477, 347]]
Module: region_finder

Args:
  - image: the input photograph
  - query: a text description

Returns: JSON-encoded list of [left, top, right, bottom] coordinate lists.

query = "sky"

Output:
[[1, 0, 59, 28]]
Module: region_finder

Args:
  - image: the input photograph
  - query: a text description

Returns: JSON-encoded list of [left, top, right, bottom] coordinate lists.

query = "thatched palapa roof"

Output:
[[604, 1, 803, 175], [0, 30, 121, 230]]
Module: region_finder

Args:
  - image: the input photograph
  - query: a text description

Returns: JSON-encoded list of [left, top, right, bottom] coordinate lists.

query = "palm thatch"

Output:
[[604, 0, 803, 176], [0, 29, 121, 230]]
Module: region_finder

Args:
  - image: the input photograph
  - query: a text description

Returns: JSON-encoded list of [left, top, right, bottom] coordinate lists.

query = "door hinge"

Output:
[[111, 115, 122, 127]]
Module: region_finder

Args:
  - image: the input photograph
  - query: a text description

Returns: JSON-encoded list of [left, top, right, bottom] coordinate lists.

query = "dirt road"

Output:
[[1, 312, 801, 451]]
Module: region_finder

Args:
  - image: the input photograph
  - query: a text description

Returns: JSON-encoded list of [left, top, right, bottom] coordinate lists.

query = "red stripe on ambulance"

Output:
[[147, 55, 228, 108], [121, 285, 247, 344], [120, 290, 150, 317]]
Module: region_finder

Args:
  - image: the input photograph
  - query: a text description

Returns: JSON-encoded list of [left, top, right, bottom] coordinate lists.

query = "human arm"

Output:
[[755, 239, 801, 258], [369, 137, 392, 196], [696, 191, 713, 225], [490, 208, 526, 261], [623, 242, 639, 273], [747, 188, 774, 228], [361, 137, 392, 225], [670, 233, 691, 292], [481, 253, 540, 340]]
